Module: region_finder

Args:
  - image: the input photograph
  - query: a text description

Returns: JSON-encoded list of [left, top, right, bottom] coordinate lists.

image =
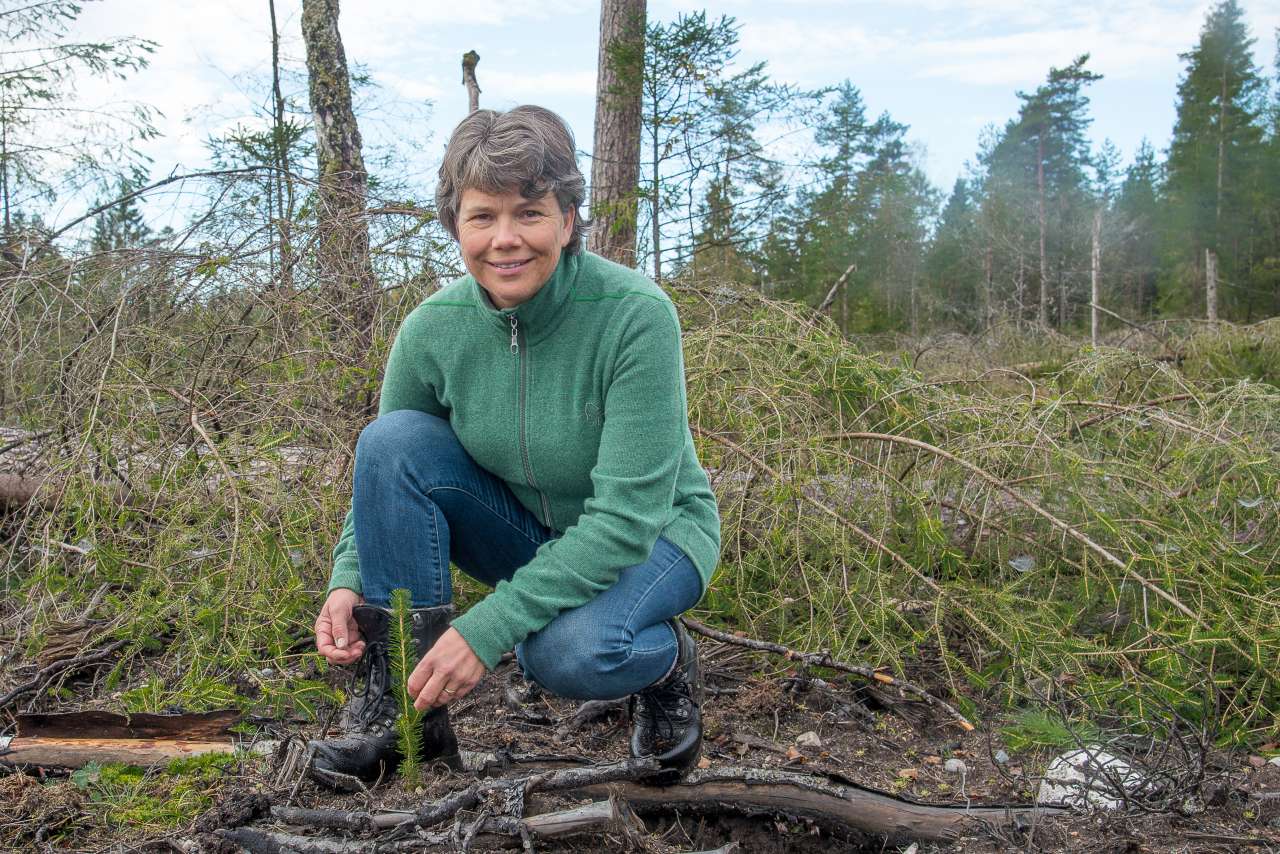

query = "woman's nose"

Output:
[[492, 216, 520, 247]]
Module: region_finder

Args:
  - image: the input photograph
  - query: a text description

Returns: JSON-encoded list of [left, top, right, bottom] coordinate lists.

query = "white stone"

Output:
[[795, 730, 822, 748], [1036, 746, 1154, 810], [943, 758, 967, 775]]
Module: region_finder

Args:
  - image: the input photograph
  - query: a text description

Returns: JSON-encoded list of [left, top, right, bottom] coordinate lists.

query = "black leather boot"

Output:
[[409, 604, 462, 771], [310, 603, 461, 789], [628, 619, 702, 779]]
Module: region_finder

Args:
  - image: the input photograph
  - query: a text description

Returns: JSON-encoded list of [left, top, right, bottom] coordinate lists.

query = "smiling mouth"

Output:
[[489, 259, 530, 270]]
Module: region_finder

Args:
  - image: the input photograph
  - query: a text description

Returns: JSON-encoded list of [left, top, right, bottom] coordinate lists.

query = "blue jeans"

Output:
[[352, 409, 703, 700]]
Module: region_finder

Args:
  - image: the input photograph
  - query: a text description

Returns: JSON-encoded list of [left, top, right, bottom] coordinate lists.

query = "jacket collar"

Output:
[[471, 251, 580, 345]]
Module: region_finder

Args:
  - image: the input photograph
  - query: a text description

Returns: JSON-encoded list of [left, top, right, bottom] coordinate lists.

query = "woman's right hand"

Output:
[[315, 588, 366, 665]]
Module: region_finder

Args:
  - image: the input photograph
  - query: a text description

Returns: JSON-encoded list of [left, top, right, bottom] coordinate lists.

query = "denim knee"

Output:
[[356, 409, 450, 469], [519, 615, 636, 700]]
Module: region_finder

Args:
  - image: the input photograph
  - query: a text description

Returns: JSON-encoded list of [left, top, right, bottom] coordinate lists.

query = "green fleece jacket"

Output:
[[328, 250, 721, 669]]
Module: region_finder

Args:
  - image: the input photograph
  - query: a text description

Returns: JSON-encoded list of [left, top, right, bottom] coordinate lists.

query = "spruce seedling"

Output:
[[388, 588, 424, 785]]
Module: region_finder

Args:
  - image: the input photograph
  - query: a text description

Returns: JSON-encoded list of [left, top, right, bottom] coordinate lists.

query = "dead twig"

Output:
[[681, 616, 974, 732], [0, 639, 128, 712]]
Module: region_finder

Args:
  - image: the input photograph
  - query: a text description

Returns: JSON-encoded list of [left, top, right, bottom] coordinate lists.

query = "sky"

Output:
[[52, 0, 1280, 232]]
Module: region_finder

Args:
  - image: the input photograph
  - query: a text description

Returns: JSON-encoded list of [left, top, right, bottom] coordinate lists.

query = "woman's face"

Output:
[[456, 187, 574, 310]]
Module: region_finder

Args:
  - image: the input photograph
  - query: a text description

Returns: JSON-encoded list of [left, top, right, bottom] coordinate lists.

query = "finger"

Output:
[[414, 669, 453, 711], [407, 654, 434, 699], [331, 610, 350, 650]]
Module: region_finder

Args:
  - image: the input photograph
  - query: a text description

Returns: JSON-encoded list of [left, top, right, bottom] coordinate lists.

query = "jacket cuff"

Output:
[[450, 609, 507, 670], [327, 558, 363, 596]]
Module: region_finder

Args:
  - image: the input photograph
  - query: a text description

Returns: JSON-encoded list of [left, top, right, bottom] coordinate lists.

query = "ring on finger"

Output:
[[442, 687, 456, 695]]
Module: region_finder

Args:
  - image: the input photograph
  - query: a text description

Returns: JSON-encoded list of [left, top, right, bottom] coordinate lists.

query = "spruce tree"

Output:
[[1164, 0, 1265, 317]]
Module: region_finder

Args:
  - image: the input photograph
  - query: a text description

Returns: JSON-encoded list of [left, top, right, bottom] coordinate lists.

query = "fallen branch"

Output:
[[0, 639, 128, 712], [257, 761, 1064, 848], [683, 617, 974, 733], [232, 799, 632, 852], [817, 263, 857, 313], [574, 765, 1065, 845], [414, 756, 661, 829], [555, 698, 624, 740]]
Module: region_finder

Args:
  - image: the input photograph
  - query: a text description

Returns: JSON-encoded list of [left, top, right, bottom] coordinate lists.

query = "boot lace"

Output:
[[636, 677, 695, 744], [350, 639, 391, 732]]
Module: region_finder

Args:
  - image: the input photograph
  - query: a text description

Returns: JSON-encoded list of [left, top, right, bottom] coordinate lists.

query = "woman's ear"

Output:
[[560, 207, 575, 248]]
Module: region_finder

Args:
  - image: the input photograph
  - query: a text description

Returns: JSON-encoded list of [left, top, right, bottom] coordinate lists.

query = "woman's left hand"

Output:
[[407, 627, 486, 710]]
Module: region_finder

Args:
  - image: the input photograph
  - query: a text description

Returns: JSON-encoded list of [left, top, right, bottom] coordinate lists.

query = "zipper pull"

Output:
[[509, 315, 519, 355]]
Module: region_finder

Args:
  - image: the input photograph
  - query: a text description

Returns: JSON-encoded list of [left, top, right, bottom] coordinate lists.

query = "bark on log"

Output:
[[575, 766, 1063, 844], [587, 0, 645, 265], [0, 736, 232, 768]]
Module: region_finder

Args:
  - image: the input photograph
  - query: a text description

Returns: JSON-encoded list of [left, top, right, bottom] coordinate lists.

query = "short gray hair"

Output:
[[436, 105, 588, 255]]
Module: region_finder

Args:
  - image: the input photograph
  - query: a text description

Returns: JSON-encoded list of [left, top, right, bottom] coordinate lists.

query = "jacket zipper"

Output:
[[511, 315, 554, 528]]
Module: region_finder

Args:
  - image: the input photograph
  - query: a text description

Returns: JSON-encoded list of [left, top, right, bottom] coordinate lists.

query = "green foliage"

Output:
[[1164, 0, 1268, 319], [69, 753, 239, 830], [677, 284, 1280, 742], [389, 588, 425, 785], [1001, 709, 1100, 752]]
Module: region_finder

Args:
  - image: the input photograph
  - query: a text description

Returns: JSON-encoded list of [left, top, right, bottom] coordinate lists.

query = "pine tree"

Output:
[[926, 177, 982, 328], [1164, 0, 1266, 317], [89, 180, 151, 253], [0, 1, 156, 232], [980, 56, 1102, 327], [1113, 140, 1162, 317]]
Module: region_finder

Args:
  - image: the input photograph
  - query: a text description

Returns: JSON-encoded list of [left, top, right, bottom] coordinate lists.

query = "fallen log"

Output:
[[0, 735, 233, 768], [0, 709, 241, 769], [269, 758, 1064, 847], [0, 472, 46, 508], [574, 765, 1063, 844], [228, 799, 632, 852]]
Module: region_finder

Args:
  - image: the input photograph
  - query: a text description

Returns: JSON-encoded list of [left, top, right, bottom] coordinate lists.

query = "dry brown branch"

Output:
[[817, 263, 857, 313], [570, 765, 1067, 845], [681, 616, 975, 732], [0, 639, 128, 712]]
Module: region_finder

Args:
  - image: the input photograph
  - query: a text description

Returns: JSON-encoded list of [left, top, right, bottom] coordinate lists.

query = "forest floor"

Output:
[[5, 632, 1280, 853]]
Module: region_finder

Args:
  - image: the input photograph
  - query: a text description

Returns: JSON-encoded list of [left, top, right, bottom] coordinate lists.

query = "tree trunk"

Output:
[[650, 86, 661, 281], [269, 0, 294, 293], [461, 51, 481, 113], [588, 0, 646, 266], [300, 0, 376, 414], [1206, 247, 1218, 322], [1091, 207, 1101, 347], [1036, 133, 1049, 327]]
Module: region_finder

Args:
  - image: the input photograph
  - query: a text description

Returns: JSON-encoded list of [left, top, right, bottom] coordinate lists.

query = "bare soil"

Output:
[[6, 634, 1280, 852]]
